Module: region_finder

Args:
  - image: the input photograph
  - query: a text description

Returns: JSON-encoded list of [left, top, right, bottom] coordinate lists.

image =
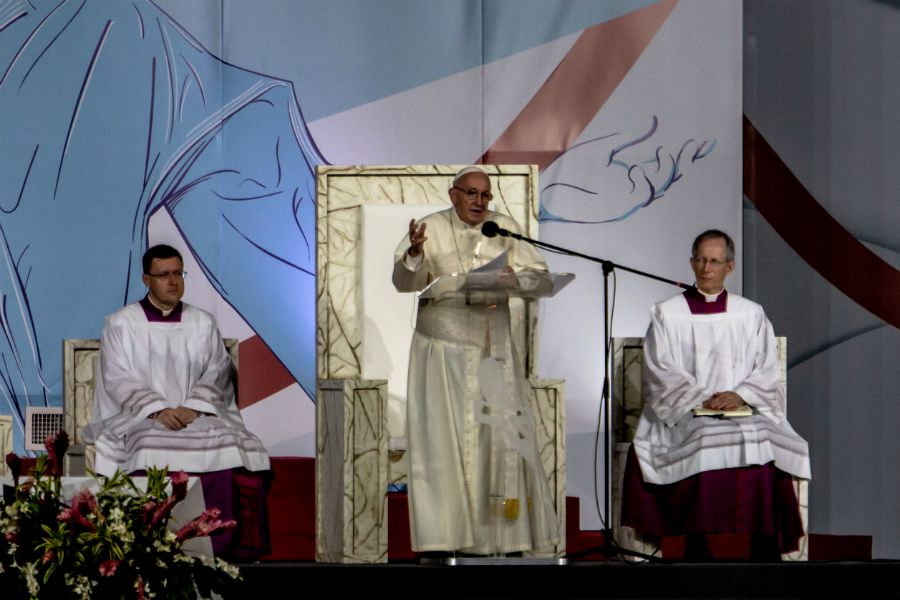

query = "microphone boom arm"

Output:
[[504, 230, 693, 291]]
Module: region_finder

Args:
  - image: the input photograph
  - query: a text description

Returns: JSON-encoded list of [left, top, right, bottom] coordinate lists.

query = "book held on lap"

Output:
[[692, 405, 753, 418]]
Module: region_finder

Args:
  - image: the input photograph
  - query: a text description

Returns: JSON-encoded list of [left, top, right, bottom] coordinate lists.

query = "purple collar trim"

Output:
[[140, 296, 183, 322], [683, 287, 728, 315]]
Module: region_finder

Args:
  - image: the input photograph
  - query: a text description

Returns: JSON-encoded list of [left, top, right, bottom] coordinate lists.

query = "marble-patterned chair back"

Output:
[[314, 165, 568, 562], [0, 414, 12, 475], [315, 165, 542, 449]]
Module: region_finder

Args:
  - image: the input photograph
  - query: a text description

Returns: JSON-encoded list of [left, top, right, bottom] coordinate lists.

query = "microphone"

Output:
[[481, 220, 509, 238]]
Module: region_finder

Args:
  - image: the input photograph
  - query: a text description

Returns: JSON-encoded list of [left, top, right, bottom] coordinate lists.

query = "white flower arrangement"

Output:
[[0, 431, 240, 599]]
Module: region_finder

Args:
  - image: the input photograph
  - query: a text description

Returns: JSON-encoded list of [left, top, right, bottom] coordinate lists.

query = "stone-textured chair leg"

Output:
[[316, 378, 388, 563]]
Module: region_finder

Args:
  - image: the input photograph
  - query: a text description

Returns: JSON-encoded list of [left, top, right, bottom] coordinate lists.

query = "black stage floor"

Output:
[[233, 560, 900, 599]]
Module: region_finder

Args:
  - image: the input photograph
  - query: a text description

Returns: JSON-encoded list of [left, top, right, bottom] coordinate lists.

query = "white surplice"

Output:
[[393, 208, 560, 554], [633, 291, 811, 485], [83, 302, 270, 476]]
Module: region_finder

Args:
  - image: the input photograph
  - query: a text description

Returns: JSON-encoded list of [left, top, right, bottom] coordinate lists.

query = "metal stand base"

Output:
[[420, 556, 568, 566]]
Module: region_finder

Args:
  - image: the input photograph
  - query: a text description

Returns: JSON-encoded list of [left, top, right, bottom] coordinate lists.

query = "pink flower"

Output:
[[58, 507, 97, 533], [141, 501, 158, 525], [170, 470, 189, 502], [99, 559, 119, 577], [142, 471, 190, 527], [175, 508, 236, 543], [5, 453, 20, 484], [149, 497, 177, 528], [58, 488, 98, 533], [71, 487, 97, 514], [5, 453, 37, 486], [44, 430, 69, 478], [42, 549, 54, 564], [136, 576, 146, 600]]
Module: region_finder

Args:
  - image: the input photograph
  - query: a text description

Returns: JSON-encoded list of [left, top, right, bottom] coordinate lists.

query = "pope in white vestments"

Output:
[[623, 230, 810, 559], [393, 167, 560, 555]]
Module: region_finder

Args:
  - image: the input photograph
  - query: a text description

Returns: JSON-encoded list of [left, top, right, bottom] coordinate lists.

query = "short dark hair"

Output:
[[142, 244, 183, 274], [691, 229, 735, 262]]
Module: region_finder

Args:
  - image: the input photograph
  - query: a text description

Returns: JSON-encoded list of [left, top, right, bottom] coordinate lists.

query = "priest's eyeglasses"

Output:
[[452, 186, 493, 202], [146, 270, 187, 280], [690, 257, 728, 268]]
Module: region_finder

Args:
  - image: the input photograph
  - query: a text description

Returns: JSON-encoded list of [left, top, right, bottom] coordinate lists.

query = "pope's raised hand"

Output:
[[408, 219, 428, 257]]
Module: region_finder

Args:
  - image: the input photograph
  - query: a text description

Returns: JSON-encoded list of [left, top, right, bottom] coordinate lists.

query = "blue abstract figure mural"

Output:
[[0, 0, 323, 449]]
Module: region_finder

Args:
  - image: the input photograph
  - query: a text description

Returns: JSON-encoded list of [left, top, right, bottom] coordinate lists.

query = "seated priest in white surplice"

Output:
[[392, 166, 560, 558], [622, 229, 811, 561], [83, 244, 271, 561]]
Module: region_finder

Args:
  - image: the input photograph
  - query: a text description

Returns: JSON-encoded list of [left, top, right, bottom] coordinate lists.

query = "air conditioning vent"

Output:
[[25, 407, 64, 451]]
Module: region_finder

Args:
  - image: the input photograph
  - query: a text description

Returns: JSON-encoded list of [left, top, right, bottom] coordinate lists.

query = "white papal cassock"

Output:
[[83, 299, 270, 476], [632, 289, 811, 486], [393, 208, 560, 554]]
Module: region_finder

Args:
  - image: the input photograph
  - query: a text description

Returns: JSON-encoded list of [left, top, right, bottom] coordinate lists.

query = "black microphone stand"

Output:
[[492, 226, 691, 562]]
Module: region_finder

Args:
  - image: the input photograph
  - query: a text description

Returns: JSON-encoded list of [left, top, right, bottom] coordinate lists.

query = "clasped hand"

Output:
[[702, 391, 746, 412], [153, 406, 199, 430]]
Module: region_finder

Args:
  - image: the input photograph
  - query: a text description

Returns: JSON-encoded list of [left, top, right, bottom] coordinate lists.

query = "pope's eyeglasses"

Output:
[[452, 186, 492, 202]]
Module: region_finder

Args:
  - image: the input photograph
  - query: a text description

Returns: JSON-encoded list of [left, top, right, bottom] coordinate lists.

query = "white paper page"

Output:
[[472, 250, 508, 273]]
